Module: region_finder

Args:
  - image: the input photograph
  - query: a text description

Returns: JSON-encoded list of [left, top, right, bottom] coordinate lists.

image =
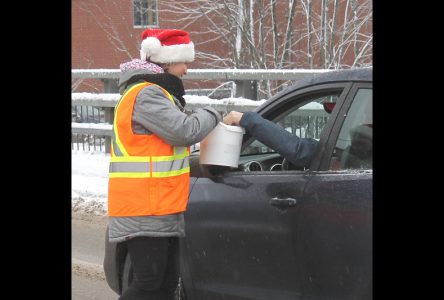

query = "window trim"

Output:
[[317, 82, 373, 171], [238, 82, 353, 172], [133, 0, 159, 28]]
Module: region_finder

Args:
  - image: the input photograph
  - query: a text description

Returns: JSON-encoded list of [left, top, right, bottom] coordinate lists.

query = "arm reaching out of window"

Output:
[[224, 111, 319, 168]]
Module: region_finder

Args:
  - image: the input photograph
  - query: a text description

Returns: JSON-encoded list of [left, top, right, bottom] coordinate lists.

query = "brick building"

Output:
[[72, 0, 372, 93]]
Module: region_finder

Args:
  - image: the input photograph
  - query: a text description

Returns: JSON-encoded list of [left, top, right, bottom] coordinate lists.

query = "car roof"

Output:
[[266, 67, 372, 103]]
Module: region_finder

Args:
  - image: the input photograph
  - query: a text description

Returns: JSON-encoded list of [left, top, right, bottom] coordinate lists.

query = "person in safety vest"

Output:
[[107, 28, 222, 299]]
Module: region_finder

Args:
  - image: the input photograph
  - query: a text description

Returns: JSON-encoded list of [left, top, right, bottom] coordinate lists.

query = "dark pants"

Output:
[[119, 236, 179, 300]]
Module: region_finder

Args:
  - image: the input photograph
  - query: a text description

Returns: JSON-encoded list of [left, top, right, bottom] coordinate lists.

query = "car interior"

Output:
[[190, 93, 340, 176], [233, 94, 339, 172]]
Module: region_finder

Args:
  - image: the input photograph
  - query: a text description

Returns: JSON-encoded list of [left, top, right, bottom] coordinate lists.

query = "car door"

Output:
[[181, 82, 355, 300], [296, 83, 373, 300]]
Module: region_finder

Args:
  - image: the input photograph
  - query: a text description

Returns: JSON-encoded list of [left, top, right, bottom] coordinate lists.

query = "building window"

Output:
[[133, 0, 158, 27]]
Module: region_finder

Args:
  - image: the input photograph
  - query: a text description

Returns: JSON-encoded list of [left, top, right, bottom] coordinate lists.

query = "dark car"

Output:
[[104, 67, 373, 300]]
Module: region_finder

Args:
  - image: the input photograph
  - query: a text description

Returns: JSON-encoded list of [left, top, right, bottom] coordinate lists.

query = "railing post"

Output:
[[102, 79, 119, 153], [235, 80, 257, 100]]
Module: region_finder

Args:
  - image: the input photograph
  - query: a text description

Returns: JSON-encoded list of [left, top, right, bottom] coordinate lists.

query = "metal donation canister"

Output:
[[199, 122, 245, 168]]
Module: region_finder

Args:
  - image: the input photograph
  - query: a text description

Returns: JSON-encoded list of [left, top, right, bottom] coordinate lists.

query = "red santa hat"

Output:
[[140, 29, 195, 64]]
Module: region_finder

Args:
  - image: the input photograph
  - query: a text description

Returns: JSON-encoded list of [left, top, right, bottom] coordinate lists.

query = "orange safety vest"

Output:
[[108, 82, 190, 217]]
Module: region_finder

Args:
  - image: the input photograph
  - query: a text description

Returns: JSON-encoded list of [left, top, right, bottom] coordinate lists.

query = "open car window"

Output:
[[241, 93, 340, 156]]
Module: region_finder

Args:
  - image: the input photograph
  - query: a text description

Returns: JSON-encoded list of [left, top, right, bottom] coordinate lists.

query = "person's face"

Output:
[[165, 62, 188, 77]]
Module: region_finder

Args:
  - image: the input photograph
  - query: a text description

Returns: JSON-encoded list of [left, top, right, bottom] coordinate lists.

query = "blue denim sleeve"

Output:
[[240, 111, 319, 168]]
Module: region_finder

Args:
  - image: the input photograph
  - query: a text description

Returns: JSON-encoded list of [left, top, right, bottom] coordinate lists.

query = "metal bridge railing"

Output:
[[72, 68, 332, 152]]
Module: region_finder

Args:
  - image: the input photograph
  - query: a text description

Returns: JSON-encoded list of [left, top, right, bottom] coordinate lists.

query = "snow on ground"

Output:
[[72, 150, 109, 216]]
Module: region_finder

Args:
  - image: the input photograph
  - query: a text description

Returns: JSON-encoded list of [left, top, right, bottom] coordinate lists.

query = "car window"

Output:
[[329, 88, 372, 170], [242, 93, 340, 155]]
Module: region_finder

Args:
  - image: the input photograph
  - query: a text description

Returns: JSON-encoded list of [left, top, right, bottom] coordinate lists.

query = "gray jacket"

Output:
[[109, 68, 222, 243]]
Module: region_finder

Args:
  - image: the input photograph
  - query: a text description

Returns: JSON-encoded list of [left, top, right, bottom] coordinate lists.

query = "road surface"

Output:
[[72, 211, 118, 300]]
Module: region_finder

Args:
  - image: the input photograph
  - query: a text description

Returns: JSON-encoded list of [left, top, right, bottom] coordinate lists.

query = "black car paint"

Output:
[[181, 171, 310, 300], [103, 68, 373, 299], [296, 171, 372, 299], [180, 173, 371, 300]]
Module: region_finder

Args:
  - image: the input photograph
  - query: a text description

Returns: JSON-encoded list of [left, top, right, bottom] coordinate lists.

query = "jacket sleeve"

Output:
[[132, 85, 222, 146], [240, 111, 319, 167]]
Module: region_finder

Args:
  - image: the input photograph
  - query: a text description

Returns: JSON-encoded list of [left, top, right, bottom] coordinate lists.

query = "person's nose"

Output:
[[183, 65, 188, 76]]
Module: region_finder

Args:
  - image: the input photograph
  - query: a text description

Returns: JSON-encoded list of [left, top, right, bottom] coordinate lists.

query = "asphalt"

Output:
[[72, 211, 117, 299]]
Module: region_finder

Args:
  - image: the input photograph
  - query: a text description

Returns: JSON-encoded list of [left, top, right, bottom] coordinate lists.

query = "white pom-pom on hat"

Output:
[[140, 37, 161, 60]]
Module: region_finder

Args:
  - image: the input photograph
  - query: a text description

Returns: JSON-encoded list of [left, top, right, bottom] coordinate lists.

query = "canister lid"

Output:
[[218, 122, 245, 134]]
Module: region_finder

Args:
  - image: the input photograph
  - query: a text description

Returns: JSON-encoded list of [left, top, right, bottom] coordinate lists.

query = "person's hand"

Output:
[[223, 111, 244, 126]]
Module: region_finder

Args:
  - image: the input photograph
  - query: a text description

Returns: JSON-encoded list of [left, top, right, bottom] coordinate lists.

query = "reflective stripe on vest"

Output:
[[109, 153, 190, 178]]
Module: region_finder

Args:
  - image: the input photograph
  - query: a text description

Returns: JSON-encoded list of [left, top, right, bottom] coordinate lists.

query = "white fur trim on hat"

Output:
[[140, 37, 162, 61], [148, 42, 195, 64]]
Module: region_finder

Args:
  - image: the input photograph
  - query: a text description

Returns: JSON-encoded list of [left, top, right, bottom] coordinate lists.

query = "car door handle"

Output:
[[269, 197, 297, 208]]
